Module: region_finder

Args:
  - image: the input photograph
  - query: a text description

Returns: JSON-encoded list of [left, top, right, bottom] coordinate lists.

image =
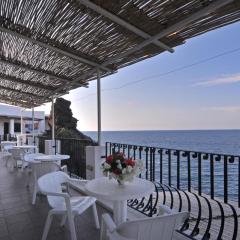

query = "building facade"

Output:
[[0, 104, 45, 137]]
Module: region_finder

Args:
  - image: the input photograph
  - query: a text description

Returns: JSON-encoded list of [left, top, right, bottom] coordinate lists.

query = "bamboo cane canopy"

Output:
[[0, 0, 239, 108]]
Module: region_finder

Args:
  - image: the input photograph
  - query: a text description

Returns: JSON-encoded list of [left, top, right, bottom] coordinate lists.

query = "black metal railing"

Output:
[[38, 136, 94, 178], [106, 142, 240, 240]]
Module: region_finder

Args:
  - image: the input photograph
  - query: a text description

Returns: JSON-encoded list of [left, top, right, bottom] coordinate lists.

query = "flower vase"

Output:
[[117, 179, 125, 187]]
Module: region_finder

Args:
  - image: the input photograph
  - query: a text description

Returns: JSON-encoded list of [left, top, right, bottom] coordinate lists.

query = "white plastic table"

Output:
[[14, 145, 37, 149], [1, 141, 17, 151], [13, 145, 38, 151], [1, 141, 17, 146], [85, 177, 155, 225], [34, 154, 70, 162], [1, 141, 17, 143]]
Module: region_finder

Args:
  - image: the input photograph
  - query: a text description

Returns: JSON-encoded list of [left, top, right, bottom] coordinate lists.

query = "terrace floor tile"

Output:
[[0, 162, 109, 240]]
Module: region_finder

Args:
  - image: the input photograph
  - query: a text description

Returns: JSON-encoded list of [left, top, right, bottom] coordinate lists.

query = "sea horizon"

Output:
[[83, 129, 240, 156], [84, 129, 240, 201], [84, 128, 240, 132]]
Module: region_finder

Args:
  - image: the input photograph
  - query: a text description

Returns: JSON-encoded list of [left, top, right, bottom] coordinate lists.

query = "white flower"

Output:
[[103, 171, 108, 177], [117, 163, 122, 169], [127, 165, 133, 173], [122, 168, 126, 174], [103, 162, 111, 170]]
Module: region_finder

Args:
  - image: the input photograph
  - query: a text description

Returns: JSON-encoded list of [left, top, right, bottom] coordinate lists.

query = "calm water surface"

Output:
[[84, 130, 240, 155], [84, 130, 240, 201]]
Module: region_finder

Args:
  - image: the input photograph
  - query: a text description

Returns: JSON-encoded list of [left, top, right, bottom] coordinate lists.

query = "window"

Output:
[[14, 123, 21, 132]]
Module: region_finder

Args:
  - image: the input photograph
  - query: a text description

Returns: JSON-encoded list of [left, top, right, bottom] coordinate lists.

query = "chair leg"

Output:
[[60, 215, 67, 227], [68, 214, 77, 240], [21, 161, 25, 172], [42, 211, 53, 240], [92, 203, 100, 229], [5, 156, 8, 167], [100, 219, 106, 240], [32, 181, 38, 205], [25, 170, 31, 188]]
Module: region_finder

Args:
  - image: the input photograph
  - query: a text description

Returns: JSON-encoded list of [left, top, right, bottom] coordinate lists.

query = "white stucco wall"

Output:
[[0, 121, 4, 135], [0, 104, 45, 120], [0, 104, 46, 135]]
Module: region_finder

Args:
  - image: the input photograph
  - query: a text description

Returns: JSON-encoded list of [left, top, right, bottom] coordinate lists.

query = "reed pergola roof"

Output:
[[0, 0, 239, 108]]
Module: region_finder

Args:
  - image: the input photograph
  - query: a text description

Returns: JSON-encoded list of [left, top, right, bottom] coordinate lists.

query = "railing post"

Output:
[[198, 153, 202, 196], [176, 150, 180, 189], [159, 149, 163, 184], [224, 156, 228, 203], [187, 151, 191, 192], [210, 154, 214, 199], [105, 142, 108, 158], [168, 149, 172, 186], [145, 147, 149, 180], [152, 148, 155, 182], [150, 148, 153, 181]]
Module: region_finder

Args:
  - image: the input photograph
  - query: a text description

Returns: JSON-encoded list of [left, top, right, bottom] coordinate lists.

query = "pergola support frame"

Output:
[[0, 26, 114, 73], [0, 58, 87, 87], [76, 0, 174, 53], [44, 0, 233, 101]]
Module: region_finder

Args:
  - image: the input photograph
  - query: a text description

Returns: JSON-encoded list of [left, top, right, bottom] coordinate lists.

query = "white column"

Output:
[[20, 110, 23, 135], [85, 146, 105, 179], [51, 97, 55, 140], [97, 69, 101, 146], [32, 107, 35, 145], [9, 119, 14, 135]]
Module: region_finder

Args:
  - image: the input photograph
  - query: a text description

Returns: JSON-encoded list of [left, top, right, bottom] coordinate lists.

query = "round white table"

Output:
[[85, 177, 155, 225], [1, 141, 17, 151], [13, 145, 38, 150], [1, 141, 17, 146], [34, 154, 70, 162], [14, 145, 37, 148]]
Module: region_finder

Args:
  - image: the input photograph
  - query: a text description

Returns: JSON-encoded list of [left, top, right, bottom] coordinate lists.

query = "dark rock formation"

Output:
[[46, 98, 95, 143]]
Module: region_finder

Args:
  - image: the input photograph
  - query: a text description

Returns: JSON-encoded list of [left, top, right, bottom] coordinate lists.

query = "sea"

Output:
[[84, 130, 240, 201]]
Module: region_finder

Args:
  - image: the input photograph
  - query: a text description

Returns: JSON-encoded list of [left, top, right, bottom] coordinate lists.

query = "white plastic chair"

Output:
[[100, 209, 189, 240], [8, 148, 25, 169], [0, 143, 16, 152], [30, 160, 68, 205], [0, 151, 12, 167], [38, 171, 100, 240], [23, 153, 45, 187]]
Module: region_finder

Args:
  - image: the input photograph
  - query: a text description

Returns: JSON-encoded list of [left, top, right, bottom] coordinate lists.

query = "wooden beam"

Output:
[[0, 85, 47, 101], [44, 0, 233, 101], [0, 73, 56, 92], [0, 58, 87, 87], [0, 94, 38, 108], [0, 98, 29, 108], [77, 0, 174, 53], [0, 26, 113, 73], [96, 0, 234, 70]]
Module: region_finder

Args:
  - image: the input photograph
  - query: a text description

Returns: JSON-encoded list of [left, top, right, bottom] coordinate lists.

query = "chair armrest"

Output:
[[68, 178, 88, 184], [60, 165, 68, 173], [40, 190, 72, 210], [158, 205, 175, 215], [40, 190, 69, 199]]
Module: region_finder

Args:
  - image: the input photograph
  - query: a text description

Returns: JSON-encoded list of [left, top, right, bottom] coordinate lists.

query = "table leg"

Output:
[[113, 200, 127, 226]]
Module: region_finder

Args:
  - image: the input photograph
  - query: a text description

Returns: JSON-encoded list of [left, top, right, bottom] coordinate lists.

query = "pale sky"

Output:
[[35, 22, 240, 131]]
